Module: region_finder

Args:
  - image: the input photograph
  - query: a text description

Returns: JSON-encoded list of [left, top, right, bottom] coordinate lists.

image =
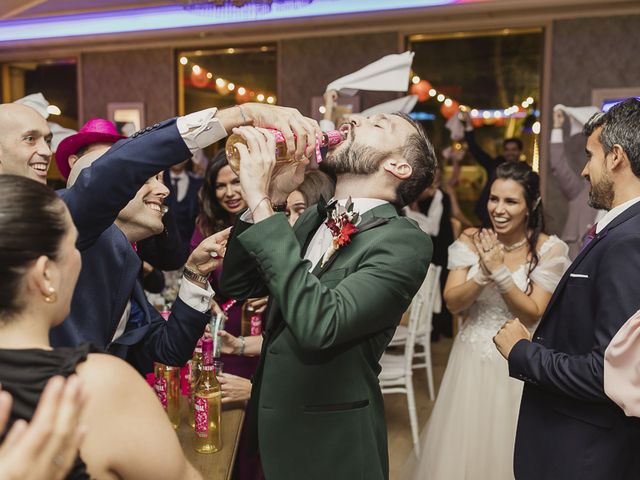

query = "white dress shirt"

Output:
[[595, 196, 640, 234], [169, 170, 189, 202]]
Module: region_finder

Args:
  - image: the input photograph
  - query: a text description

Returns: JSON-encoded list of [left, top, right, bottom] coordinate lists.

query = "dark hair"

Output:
[[0, 175, 68, 319], [503, 137, 523, 150], [583, 98, 640, 178], [392, 112, 437, 206], [298, 169, 335, 206], [493, 161, 545, 293], [196, 150, 237, 237]]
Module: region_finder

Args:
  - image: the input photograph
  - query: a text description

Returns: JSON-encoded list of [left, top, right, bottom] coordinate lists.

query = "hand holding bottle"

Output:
[[232, 103, 321, 160]]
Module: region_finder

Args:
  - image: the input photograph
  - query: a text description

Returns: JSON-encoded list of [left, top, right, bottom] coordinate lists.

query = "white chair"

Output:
[[388, 264, 442, 401], [379, 264, 442, 452]]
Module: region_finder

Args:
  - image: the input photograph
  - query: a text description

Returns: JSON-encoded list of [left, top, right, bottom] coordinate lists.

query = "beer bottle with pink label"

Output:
[[193, 337, 222, 453], [154, 363, 180, 429]]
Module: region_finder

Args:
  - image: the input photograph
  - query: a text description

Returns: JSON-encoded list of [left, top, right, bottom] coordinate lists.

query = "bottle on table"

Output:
[[154, 363, 180, 429], [193, 337, 222, 454], [189, 337, 204, 428], [225, 128, 345, 174]]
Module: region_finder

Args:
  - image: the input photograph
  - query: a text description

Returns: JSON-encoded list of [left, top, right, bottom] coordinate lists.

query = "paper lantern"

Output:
[[190, 68, 209, 88], [410, 80, 432, 102], [440, 100, 460, 119]]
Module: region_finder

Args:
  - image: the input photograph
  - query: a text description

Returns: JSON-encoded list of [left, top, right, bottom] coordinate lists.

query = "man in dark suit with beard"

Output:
[[494, 98, 640, 479]]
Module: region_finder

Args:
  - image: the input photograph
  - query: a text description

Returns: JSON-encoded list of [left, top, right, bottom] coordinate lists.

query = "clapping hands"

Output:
[[473, 229, 505, 274]]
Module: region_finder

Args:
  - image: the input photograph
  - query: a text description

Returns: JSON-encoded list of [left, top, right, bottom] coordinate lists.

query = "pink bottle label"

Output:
[[250, 314, 262, 336], [324, 130, 343, 146], [154, 377, 168, 410], [180, 365, 190, 396], [194, 396, 209, 437], [160, 309, 170, 320], [145, 373, 155, 388]]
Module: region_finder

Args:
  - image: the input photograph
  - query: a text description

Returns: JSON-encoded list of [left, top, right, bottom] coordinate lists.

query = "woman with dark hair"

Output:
[[0, 176, 200, 480], [405, 162, 570, 480], [190, 151, 262, 480], [190, 150, 259, 379]]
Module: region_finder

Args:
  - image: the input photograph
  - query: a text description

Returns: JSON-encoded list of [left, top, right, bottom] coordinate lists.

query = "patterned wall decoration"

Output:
[[278, 32, 401, 117], [544, 14, 640, 235], [81, 48, 175, 126]]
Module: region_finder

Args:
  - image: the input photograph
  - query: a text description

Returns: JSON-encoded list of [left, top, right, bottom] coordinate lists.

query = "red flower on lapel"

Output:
[[321, 197, 360, 267]]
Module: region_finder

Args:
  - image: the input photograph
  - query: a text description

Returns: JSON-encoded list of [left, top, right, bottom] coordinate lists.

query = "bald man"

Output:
[[0, 104, 53, 182]]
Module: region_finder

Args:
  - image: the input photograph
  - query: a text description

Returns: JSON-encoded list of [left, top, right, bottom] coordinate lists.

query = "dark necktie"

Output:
[[580, 224, 598, 252]]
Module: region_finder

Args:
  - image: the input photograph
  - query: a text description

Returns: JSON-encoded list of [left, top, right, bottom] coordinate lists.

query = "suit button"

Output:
[[153, 123, 160, 128], [145, 126, 153, 131], [132, 132, 139, 137]]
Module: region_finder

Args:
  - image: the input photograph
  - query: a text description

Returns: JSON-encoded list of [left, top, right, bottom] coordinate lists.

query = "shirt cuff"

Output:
[[178, 277, 215, 313], [550, 128, 563, 144], [177, 107, 228, 153]]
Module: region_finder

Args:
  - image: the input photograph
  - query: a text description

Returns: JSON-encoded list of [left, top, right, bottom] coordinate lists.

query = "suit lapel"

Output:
[[265, 202, 397, 337], [544, 200, 640, 316]]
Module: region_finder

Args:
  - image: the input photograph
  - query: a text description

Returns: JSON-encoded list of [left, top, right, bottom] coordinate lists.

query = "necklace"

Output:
[[503, 237, 528, 252]]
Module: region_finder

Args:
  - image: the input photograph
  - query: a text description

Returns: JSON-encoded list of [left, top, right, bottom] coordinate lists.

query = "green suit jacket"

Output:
[[220, 202, 432, 480]]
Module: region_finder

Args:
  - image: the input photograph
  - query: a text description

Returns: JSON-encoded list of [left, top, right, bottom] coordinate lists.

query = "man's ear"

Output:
[[68, 154, 79, 169], [609, 144, 628, 172], [382, 158, 412, 180]]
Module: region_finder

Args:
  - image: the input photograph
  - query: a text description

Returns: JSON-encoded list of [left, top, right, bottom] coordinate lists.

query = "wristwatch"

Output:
[[183, 266, 208, 285]]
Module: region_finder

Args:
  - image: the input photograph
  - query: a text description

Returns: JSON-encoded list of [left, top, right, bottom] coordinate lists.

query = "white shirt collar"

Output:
[[596, 196, 640, 234], [334, 197, 388, 215], [170, 170, 188, 182]]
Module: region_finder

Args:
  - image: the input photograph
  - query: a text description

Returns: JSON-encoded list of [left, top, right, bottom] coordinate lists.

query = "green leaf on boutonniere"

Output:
[[345, 196, 354, 212]]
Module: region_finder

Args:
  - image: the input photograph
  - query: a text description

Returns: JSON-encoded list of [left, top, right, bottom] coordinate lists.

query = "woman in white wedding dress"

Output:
[[405, 162, 571, 480]]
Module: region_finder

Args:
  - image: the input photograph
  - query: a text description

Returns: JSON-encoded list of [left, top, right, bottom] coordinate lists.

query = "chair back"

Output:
[[416, 264, 442, 338], [401, 264, 441, 372]]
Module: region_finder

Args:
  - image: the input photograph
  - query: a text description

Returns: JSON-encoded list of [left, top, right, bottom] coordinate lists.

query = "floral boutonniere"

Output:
[[321, 197, 360, 268]]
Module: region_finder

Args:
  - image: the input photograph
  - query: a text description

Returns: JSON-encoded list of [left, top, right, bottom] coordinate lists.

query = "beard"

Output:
[[588, 173, 615, 210], [322, 140, 390, 177]]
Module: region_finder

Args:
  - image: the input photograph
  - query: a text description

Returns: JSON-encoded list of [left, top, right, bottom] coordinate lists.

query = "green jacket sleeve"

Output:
[[218, 216, 270, 300], [237, 214, 432, 350]]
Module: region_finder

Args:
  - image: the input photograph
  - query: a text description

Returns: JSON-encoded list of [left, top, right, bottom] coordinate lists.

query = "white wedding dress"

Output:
[[404, 235, 570, 480]]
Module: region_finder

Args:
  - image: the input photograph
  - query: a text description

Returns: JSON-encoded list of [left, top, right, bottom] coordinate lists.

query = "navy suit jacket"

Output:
[[50, 119, 209, 371], [509, 201, 640, 479]]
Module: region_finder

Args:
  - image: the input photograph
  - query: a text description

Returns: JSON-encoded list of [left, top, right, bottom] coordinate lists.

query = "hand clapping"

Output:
[[473, 229, 505, 274]]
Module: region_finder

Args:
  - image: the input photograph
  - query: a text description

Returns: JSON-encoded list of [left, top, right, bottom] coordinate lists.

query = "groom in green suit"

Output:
[[220, 113, 436, 480]]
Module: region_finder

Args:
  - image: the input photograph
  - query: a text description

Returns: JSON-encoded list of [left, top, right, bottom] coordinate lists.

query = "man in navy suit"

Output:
[[494, 98, 640, 479], [0, 102, 321, 371]]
